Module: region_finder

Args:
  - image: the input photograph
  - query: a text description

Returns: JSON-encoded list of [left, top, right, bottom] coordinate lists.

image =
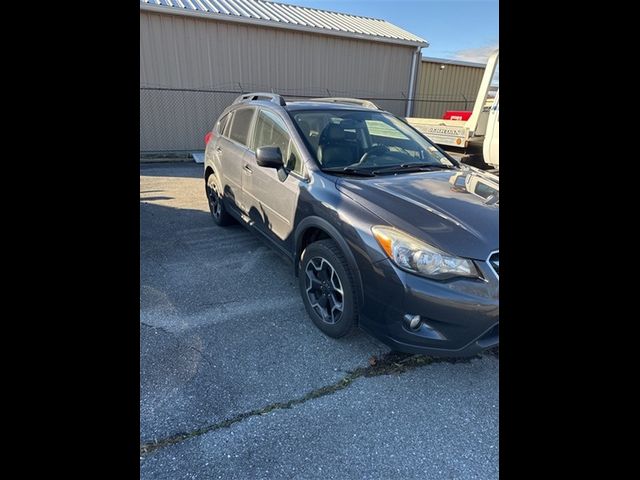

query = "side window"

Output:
[[217, 113, 230, 135], [252, 110, 289, 154], [229, 108, 255, 146], [252, 110, 303, 174]]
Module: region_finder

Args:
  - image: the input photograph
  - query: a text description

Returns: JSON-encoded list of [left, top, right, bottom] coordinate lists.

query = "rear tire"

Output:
[[205, 174, 233, 226], [299, 239, 358, 338]]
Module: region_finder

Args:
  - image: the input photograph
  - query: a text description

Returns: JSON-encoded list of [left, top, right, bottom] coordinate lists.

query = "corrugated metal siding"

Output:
[[140, 10, 415, 151], [412, 60, 485, 119], [140, 0, 427, 46]]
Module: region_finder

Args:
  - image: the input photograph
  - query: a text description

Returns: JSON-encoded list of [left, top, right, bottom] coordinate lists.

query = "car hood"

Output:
[[336, 168, 499, 260]]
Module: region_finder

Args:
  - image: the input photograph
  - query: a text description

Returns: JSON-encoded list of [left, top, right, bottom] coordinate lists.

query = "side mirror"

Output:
[[256, 147, 283, 169]]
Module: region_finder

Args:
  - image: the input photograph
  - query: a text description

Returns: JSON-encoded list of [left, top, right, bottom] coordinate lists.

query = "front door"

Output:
[[243, 109, 305, 249]]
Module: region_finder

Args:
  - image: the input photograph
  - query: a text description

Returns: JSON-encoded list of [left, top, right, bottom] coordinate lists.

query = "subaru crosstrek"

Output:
[[204, 93, 498, 357]]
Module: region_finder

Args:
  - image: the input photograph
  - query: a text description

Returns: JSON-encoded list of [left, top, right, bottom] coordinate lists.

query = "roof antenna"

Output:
[[238, 82, 243, 94]]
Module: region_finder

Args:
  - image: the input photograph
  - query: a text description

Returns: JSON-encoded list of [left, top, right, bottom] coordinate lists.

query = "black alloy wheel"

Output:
[[299, 239, 358, 338], [205, 175, 233, 226]]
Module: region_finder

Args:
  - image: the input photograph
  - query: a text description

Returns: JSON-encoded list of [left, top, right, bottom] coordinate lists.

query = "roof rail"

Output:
[[309, 97, 380, 109], [233, 92, 286, 106]]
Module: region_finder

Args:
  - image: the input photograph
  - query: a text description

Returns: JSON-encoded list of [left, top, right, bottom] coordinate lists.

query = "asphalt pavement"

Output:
[[140, 162, 499, 479]]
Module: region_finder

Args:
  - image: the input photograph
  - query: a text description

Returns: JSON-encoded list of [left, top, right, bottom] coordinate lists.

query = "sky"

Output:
[[283, 0, 499, 62]]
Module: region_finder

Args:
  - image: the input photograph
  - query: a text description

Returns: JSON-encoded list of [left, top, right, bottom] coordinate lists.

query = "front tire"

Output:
[[299, 239, 358, 338], [205, 174, 233, 226]]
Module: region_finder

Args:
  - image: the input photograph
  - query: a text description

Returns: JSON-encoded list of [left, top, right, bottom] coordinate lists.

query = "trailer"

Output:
[[406, 49, 499, 169]]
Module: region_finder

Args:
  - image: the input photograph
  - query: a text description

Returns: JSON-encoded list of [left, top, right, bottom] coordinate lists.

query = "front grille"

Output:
[[489, 252, 499, 278]]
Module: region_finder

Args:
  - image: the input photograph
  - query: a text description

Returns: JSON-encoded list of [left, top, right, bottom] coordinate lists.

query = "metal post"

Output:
[[405, 46, 421, 117]]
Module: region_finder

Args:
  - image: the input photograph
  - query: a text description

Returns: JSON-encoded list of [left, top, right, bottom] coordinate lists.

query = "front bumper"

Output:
[[358, 257, 499, 357]]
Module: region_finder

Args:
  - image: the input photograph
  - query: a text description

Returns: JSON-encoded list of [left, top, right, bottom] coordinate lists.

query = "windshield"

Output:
[[289, 109, 455, 173]]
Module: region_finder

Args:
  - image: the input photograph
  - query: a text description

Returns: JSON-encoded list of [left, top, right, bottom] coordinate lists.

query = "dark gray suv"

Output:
[[204, 93, 498, 357]]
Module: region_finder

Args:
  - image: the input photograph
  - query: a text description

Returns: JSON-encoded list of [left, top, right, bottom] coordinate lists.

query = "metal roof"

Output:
[[139, 0, 428, 47]]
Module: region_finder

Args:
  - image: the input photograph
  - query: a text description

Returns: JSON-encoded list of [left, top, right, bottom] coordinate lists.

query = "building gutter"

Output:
[[140, 4, 428, 48], [421, 57, 487, 68], [405, 46, 421, 117]]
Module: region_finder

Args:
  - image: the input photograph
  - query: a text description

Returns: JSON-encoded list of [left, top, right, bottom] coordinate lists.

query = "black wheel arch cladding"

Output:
[[294, 216, 364, 306]]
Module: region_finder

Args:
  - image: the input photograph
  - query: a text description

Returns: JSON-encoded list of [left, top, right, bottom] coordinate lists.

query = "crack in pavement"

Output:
[[140, 322, 171, 335], [140, 351, 483, 458], [189, 345, 214, 366]]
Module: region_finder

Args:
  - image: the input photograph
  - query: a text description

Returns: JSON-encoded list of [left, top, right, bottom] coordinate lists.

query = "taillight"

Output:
[[204, 132, 213, 145]]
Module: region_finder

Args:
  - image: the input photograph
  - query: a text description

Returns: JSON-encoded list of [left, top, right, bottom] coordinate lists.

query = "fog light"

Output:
[[403, 314, 422, 330]]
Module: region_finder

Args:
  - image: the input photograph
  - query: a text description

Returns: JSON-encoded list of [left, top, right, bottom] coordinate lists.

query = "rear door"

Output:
[[217, 107, 256, 213], [208, 110, 231, 172], [243, 108, 306, 250]]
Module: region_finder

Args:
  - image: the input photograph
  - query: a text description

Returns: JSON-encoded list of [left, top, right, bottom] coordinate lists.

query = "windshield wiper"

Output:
[[372, 163, 455, 174], [321, 167, 377, 177]]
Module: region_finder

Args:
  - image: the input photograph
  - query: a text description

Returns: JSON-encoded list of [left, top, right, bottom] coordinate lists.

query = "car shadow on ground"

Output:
[[140, 197, 382, 352]]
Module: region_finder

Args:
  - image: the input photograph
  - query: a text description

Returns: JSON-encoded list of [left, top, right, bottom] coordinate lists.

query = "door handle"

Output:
[[215, 146, 223, 153], [243, 164, 253, 174]]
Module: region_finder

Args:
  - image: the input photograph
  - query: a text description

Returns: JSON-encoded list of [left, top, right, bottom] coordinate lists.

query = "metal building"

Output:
[[140, 0, 427, 152], [412, 57, 486, 119]]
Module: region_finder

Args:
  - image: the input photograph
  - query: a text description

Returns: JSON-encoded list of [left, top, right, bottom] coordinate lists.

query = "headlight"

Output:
[[371, 226, 480, 280]]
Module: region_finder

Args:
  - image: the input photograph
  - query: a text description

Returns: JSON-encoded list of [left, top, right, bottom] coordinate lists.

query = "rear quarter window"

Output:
[[217, 113, 230, 135], [223, 111, 234, 137]]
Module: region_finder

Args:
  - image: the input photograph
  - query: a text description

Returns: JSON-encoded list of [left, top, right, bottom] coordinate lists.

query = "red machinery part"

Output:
[[442, 110, 472, 121]]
